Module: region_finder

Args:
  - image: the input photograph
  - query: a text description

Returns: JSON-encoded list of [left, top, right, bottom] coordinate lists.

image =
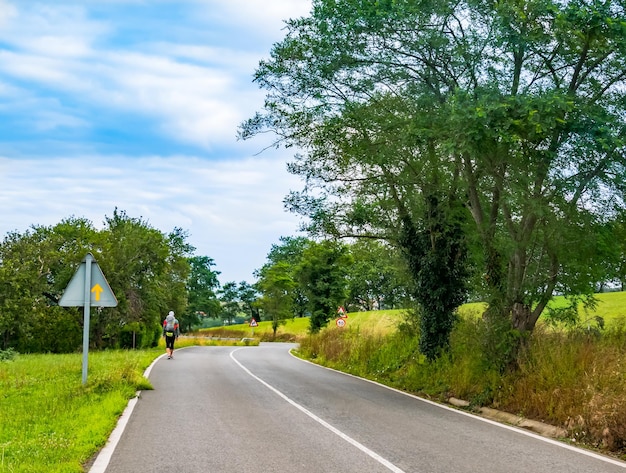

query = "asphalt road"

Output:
[[93, 343, 626, 473]]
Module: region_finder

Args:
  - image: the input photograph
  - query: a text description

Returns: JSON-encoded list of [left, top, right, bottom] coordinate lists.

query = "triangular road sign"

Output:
[[59, 255, 118, 307]]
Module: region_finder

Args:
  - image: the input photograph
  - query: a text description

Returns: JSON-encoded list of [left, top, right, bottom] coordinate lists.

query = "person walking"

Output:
[[162, 310, 180, 359]]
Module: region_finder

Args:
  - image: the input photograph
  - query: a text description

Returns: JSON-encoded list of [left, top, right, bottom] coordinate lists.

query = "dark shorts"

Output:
[[165, 332, 176, 349]]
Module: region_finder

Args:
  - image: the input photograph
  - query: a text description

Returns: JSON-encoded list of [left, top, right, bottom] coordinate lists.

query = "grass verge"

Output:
[[0, 349, 158, 473]]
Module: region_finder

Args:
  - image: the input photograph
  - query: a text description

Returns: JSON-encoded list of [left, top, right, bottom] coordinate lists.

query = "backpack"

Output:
[[164, 316, 176, 337]]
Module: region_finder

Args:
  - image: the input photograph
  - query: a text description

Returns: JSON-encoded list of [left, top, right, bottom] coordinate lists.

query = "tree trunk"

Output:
[[511, 302, 533, 333]]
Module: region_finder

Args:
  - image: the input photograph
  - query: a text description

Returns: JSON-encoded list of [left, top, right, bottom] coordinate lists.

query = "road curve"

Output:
[[94, 343, 626, 473]]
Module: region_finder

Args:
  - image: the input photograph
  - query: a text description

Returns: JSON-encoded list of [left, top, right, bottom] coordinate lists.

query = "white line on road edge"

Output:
[[88, 353, 168, 473], [230, 348, 407, 473], [292, 351, 626, 469], [88, 396, 139, 473]]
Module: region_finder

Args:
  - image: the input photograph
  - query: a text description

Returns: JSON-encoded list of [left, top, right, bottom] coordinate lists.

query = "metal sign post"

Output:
[[81, 255, 93, 385], [59, 253, 117, 385]]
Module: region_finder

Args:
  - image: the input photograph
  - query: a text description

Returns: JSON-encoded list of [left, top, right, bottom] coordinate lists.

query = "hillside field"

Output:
[[203, 291, 626, 338]]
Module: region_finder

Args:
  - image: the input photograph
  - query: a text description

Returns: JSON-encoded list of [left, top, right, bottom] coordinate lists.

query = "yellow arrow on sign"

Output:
[[91, 284, 103, 301]]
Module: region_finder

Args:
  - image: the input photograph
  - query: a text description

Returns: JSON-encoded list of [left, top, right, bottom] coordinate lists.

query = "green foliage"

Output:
[[218, 281, 243, 324], [256, 261, 297, 336], [295, 240, 352, 333], [237, 281, 260, 322], [118, 322, 159, 350], [0, 209, 197, 353], [345, 240, 410, 311], [256, 236, 312, 320], [544, 293, 599, 327], [480, 316, 525, 374], [606, 211, 626, 290], [184, 255, 221, 330], [0, 347, 16, 361], [97, 209, 191, 348], [400, 192, 470, 360], [18, 307, 83, 354], [0, 217, 96, 352]]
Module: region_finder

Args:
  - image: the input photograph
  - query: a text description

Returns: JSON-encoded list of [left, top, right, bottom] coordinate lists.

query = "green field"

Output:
[[201, 309, 401, 338], [203, 291, 626, 337]]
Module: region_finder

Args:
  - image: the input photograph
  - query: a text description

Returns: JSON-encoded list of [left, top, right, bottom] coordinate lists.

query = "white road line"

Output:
[[292, 351, 626, 469], [230, 348, 407, 473]]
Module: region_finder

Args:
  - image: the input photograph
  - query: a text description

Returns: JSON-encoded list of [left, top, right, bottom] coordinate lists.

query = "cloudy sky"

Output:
[[0, 0, 312, 284]]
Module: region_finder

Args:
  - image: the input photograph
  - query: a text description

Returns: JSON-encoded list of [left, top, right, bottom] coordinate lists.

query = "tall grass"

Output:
[[499, 323, 626, 451], [300, 327, 421, 383], [0, 350, 157, 473]]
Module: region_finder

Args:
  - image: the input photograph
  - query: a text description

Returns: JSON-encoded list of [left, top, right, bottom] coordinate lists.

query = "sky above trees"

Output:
[[0, 0, 311, 284]]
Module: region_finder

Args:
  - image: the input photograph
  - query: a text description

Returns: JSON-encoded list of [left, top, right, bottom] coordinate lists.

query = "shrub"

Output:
[[0, 347, 17, 361]]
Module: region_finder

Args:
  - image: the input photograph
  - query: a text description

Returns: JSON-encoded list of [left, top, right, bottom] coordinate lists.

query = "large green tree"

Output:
[[218, 282, 242, 325], [238, 281, 261, 322], [256, 261, 297, 337], [255, 236, 311, 319], [242, 0, 626, 354], [185, 255, 221, 331], [296, 240, 352, 333], [97, 209, 192, 348], [0, 217, 95, 352]]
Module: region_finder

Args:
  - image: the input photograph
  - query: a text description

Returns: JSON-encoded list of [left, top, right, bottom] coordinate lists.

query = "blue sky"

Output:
[[0, 0, 311, 284]]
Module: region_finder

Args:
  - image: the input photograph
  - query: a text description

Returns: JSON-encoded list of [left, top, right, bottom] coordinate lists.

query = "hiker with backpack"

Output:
[[162, 310, 180, 359]]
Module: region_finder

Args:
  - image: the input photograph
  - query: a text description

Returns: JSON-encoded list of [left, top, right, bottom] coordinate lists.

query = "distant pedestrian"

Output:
[[162, 310, 180, 359]]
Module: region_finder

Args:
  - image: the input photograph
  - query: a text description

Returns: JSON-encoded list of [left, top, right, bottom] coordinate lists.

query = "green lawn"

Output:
[[0, 336, 259, 473]]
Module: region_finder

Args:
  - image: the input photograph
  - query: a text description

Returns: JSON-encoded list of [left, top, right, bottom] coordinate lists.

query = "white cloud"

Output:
[[200, 0, 311, 39], [0, 51, 78, 86], [100, 52, 241, 147], [0, 153, 304, 283], [33, 109, 89, 131], [0, 0, 292, 150], [0, 3, 106, 56], [0, 0, 17, 26], [0, 78, 24, 98]]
